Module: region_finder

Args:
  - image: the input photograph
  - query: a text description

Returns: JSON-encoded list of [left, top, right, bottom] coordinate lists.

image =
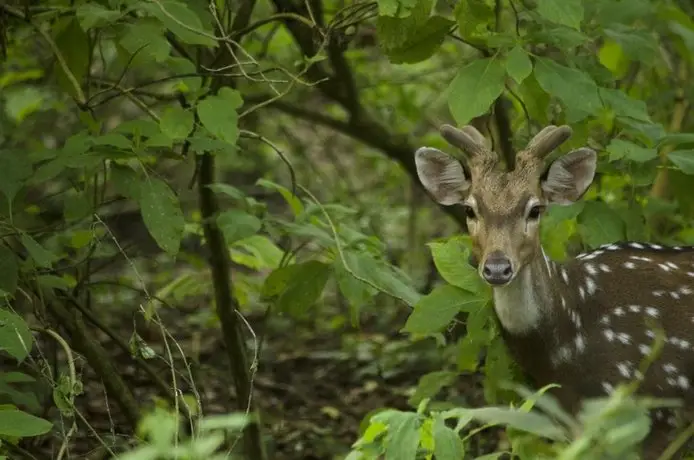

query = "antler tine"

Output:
[[522, 125, 573, 160], [440, 124, 496, 161]]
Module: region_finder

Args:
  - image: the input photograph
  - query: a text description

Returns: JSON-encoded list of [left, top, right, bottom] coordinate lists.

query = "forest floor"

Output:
[[15, 297, 502, 460]]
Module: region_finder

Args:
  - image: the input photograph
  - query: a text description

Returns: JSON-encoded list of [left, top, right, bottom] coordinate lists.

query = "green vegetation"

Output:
[[1, 0, 694, 458]]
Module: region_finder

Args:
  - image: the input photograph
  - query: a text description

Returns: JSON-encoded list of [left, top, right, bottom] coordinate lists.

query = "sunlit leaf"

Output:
[[21, 234, 58, 268], [141, 0, 217, 47], [433, 414, 465, 460], [120, 20, 171, 63], [534, 57, 602, 115], [76, 3, 121, 30], [668, 150, 694, 175], [159, 106, 194, 140], [578, 201, 625, 248], [505, 46, 532, 85], [428, 238, 488, 295], [606, 139, 657, 163], [448, 56, 506, 125], [196, 87, 243, 146], [217, 209, 261, 245], [404, 285, 486, 334]]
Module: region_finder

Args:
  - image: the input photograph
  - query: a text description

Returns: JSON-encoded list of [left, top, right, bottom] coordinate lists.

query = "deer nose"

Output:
[[482, 252, 513, 285]]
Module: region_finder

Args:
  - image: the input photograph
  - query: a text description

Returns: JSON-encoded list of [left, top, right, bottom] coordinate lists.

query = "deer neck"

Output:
[[492, 246, 556, 336]]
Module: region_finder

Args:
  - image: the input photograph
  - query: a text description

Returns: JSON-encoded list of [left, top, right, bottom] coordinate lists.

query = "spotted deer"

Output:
[[414, 124, 694, 459]]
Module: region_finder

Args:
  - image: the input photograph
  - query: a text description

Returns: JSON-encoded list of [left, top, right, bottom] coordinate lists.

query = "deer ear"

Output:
[[541, 148, 597, 205], [415, 147, 470, 205]]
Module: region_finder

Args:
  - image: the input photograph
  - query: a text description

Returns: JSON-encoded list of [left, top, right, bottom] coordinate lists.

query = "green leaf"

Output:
[[578, 201, 625, 248], [139, 178, 185, 256], [384, 16, 454, 64], [657, 133, 694, 149], [141, 0, 217, 47], [21, 234, 58, 269], [0, 150, 33, 205], [333, 259, 378, 324], [76, 3, 121, 30], [454, 0, 495, 42], [505, 46, 532, 85], [377, 0, 418, 18], [256, 179, 303, 216], [536, 0, 583, 29], [383, 411, 420, 460], [3, 87, 46, 123], [599, 88, 651, 122], [110, 164, 142, 201], [0, 247, 18, 296], [207, 183, 245, 200], [668, 150, 694, 175], [196, 88, 243, 146], [217, 210, 262, 245], [433, 414, 465, 460], [448, 57, 506, 125], [63, 191, 92, 222], [533, 57, 602, 115], [408, 371, 458, 407], [457, 305, 492, 371], [428, 238, 488, 295], [120, 20, 171, 63], [263, 261, 331, 316], [341, 251, 421, 306], [404, 285, 486, 334], [461, 406, 566, 441], [54, 19, 89, 101], [0, 408, 52, 437], [160, 106, 194, 141], [230, 235, 283, 269], [0, 309, 33, 362], [606, 139, 657, 163], [604, 26, 658, 64]]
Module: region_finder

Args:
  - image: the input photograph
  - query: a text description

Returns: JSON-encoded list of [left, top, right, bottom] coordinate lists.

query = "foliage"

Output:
[[0, 0, 694, 459]]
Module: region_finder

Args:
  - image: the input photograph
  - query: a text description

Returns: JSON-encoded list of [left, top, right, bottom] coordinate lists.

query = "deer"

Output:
[[414, 123, 694, 459]]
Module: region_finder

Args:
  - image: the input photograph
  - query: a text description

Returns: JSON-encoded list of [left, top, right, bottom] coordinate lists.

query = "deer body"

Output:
[[414, 124, 694, 458]]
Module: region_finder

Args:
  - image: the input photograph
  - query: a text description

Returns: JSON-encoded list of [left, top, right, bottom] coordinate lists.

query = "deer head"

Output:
[[415, 124, 597, 286]]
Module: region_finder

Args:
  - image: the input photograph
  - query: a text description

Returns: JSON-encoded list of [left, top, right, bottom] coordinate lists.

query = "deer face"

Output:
[[415, 125, 597, 287]]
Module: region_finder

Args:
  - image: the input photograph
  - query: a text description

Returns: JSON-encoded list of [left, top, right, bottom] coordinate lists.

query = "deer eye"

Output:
[[527, 205, 544, 220], [463, 205, 477, 220]]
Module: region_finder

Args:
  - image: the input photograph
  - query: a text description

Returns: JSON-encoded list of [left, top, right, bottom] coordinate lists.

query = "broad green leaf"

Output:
[[263, 261, 331, 316], [454, 0, 495, 42], [404, 285, 486, 334], [160, 106, 194, 141], [93, 133, 132, 149], [0, 309, 33, 362], [578, 201, 625, 248], [408, 371, 458, 407], [604, 26, 658, 64], [598, 40, 628, 77], [196, 88, 243, 146], [658, 133, 694, 148], [536, 0, 583, 29], [433, 414, 465, 460], [505, 46, 532, 85], [599, 88, 651, 122], [37, 275, 72, 291], [448, 57, 506, 125], [0, 247, 18, 296], [0, 150, 33, 205], [606, 139, 657, 163], [141, 0, 217, 47], [377, 0, 418, 18], [461, 406, 566, 441], [168, 57, 203, 94], [76, 3, 121, 30], [217, 210, 262, 245], [120, 20, 171, 63], [384, 16, 454, 64], [341, 250, 421, 306], [21, 234, 58, 268], [457, 305, 492, 371], [0, 409, 52, 437], [668, 150, 694, 175], [527, 25, 588, 49], [384, 411, 420, 460], [230, 235, 283, 269], [428, 238, 488, 295], [139, 178, 185, 256], [533, 57, 602, 115], [110, 164, 142, 200]]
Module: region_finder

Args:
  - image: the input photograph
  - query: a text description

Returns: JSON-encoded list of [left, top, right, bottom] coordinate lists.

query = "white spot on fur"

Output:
[[613, 307, 625, 316], [600, 315, 610, 325], [575, 334, 586, 353], [659, 263, 673, 272], [585, 263, 597, 275], [624, 262, 636, 269], [628, 305, 641, 313], [638, 344, 650, 355], [617, 362, 631, 378], [603, 329, 615, 342], [630, 242, 644, 249], [586, 278, 597, 295], [663, 363, 677, 374], [599, 264, 611, 272], [617, 332, 631, 344], [561, 268, 569, 284], [630, 255, 652, 262], [602, 382, 614, 394], [646, 307, 659, 318]]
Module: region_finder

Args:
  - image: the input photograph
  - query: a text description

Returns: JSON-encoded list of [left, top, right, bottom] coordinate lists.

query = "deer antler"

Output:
[[519, 125, 573, 162], [439, 124, 498, 165]]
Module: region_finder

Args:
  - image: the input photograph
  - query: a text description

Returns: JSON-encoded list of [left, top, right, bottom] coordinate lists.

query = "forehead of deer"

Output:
[[468, 165, 542, 214]]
